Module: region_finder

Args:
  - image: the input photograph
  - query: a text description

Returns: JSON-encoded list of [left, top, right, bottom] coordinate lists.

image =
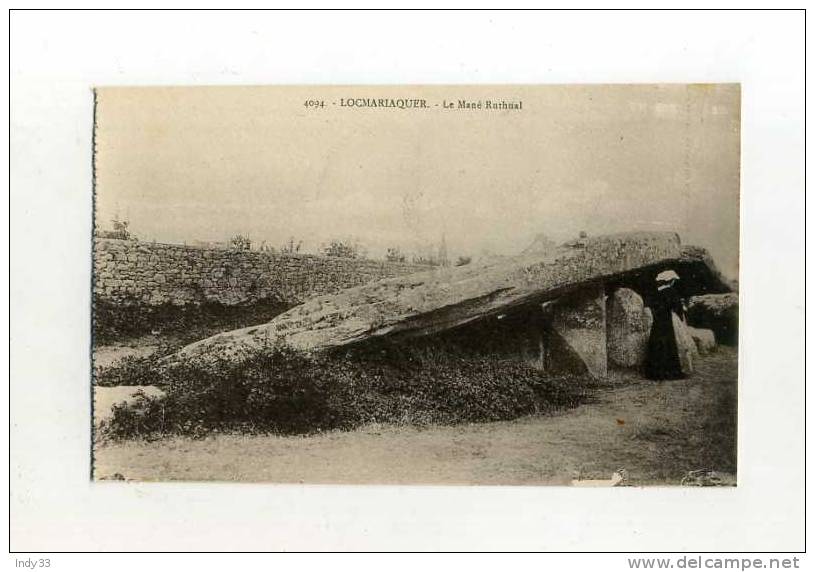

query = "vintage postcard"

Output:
[[91, 85, 739, 485]]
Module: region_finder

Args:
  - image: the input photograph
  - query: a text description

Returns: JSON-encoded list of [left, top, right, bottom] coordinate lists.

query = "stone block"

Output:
[[547, 284, 608, 378], [688, 326, 716, 354], [672, 313, 698, 376], [606, 287, 652, 369]]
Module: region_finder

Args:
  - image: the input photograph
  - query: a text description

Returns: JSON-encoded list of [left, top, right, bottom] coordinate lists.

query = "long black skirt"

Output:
[[645, 310, 685, 380]]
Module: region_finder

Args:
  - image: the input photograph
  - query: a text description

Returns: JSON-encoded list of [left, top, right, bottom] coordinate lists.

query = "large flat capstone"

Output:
[[171, 231, 729, 363]]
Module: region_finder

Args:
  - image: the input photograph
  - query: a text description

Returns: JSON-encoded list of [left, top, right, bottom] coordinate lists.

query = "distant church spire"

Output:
[[438, 233, 450, 267]]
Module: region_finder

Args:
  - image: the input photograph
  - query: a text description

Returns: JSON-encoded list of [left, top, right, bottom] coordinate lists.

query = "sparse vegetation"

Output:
[[280, 237, 303, 254], [229, 234, 252, 251], [385, 247, 406, 263], [257, 240, 276, 253], [96, 217, 134, 240], [323, 239, 363, 259]]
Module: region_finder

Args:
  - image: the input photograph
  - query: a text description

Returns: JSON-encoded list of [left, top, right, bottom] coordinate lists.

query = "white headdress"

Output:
[[656, 270, 680, 282]]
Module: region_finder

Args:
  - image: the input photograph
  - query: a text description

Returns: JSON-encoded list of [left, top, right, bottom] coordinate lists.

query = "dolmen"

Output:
[[170, 231, 735, 379]]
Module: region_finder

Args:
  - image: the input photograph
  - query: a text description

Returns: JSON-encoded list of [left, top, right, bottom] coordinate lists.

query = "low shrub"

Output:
[[92, 296, 293, 346], [95, 354, 165, 387], [98, 338, 596, 440], [100, 392, 169, 440]]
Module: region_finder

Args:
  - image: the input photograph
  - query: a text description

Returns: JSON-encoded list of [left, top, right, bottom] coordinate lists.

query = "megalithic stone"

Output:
[[547, 284, 608, 379], [606, 287, 653, 369], [672, 313, 698, 376], [169, 232, 732, 365]]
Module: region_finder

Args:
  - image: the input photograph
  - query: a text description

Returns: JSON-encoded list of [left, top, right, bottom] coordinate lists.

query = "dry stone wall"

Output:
[[94, 238, 430, 307]]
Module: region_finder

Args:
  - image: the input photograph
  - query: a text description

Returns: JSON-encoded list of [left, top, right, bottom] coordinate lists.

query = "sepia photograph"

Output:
[[11, 6, 808, 556], [91, 84, 740, 486]]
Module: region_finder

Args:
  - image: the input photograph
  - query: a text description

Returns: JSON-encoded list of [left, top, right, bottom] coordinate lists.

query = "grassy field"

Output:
[[93, 347, 737, 485]]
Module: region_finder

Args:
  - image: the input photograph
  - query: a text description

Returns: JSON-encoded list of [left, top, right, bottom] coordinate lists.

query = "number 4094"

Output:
[[303, 100, 325, 108]]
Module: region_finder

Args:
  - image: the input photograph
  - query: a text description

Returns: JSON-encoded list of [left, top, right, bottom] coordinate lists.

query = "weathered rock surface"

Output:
[[172, 232, 730, 363], [673, 314, 698, 376], [688, 326, 717, 354], [606, 288, 653, 369], [548, 285, 608, 378], [688, 293, 739, 345]]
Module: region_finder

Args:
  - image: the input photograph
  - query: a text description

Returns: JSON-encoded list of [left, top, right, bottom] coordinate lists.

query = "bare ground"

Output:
[[93, 347, 737, 486]]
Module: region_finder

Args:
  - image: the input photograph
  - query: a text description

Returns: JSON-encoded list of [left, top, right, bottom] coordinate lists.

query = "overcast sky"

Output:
[[95, 84, 740, 278]]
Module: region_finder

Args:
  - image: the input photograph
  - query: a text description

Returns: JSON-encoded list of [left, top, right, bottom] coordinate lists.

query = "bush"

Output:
[[323, 239, 362, 259], [100, 392, 168, 440], [229, 234, 252, 251], [92, 296, 293, 345], [95, 354, 165, 387], [98, 337, 595, 441]]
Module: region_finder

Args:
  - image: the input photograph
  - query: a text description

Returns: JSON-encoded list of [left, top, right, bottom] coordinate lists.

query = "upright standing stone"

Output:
[[547, 284, 608, 378], [606, 287, 653, 369], [672, 313, 698, 376]]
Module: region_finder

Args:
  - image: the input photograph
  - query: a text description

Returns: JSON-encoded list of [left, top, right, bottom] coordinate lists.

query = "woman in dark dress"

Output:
[[645, 270, 686, 380]]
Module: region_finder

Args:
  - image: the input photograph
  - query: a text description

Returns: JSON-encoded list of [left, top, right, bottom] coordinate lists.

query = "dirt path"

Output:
[[93, 348, 737, 485]]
